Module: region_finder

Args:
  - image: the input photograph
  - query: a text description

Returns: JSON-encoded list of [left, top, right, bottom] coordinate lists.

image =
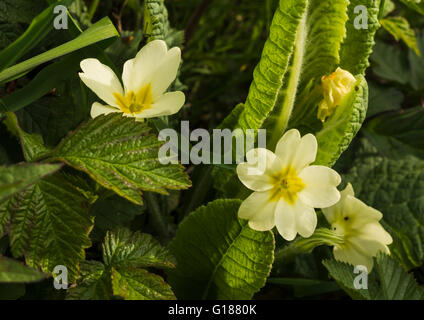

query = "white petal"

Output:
[[294, 201, 317, 238], [343, 196, 383, 230], [122, 58, 135, 92], [150, 47, 181, 99], [237, 148, 282, 192], [238, 191, 277, 231], [131, 40, 168, 92], [135, 91, 185, 119], [357, 223, 393, 246], [90, 102, 120, 119], [79, 59, 123, 107], [298, 165, 341, 208], [333, 246, 373, 271], [274, 200, 297, 241], [275, 129, 317, 171]]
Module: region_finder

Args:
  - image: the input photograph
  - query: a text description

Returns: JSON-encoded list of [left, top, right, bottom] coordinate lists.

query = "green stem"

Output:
[[87, 0, 100, 22], [145, 192, 170, 242]]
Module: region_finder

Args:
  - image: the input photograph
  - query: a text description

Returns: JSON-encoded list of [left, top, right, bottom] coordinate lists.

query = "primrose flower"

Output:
[[322, 183, 393, 271], [237, 129, 341, 241], [318, 67, 356, 122], [79, 40, 185, 120]]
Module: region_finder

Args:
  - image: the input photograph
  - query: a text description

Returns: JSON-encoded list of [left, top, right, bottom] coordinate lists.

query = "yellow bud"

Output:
[[318, 67, 356, 122]]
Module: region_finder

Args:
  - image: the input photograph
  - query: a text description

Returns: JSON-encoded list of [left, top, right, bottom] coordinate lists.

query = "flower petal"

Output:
[[237, 148, 282, 192], [79, 59, 123, 107], [333, 246, 373, 271], [294, 201, 317, 238], [150, 47, 181, 99], [131, 40, 168, 92], [275, 129, 317, 171], [122, 58, 135, 92], [274, 200, 297, 241], [238, 191, 277, 231], [298, 165, 341, 208], [135, 91, 185, 119], [90, 102, 120, 119]]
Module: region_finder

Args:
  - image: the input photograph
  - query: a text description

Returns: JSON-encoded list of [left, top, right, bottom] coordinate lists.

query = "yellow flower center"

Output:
[[269, 166, 305, 204], [113, 83, 153, 115]]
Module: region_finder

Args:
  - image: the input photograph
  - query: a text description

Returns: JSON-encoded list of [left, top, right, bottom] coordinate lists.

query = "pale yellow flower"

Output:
[[322, 183, 393, 271], [79, 40, 185, 120], [237, 129, 341, 241], [318, 67, 356, 122]]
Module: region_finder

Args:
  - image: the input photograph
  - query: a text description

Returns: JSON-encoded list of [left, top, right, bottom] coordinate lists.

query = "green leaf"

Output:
[[339, 0, 381, 75], [344, 156, 424, 270], [3, 112, 51, 162], [0, 0, 73, 71], [367, 82, 403, 118], [0, 163, 61, 204], [399, 0, 424, 15], [0, 256, 46, 283], [323, 254, 424, 300], [102, 228, 176, 269], [68, 228, 175, 300], [314, 76, 368, 166], [51, 113, 191, 206], [364, 107, 424, 159], [0, 173, 94, 281], [370, 40, 410, 84], [111, 267, 175, 300], [167, 199, 275, 300], [380, 16, 420, 56], [0, 17, 118, 84], [408, 31, 424, 91]]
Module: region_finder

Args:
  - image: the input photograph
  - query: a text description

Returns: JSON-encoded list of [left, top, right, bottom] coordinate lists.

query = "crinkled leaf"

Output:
[[103, 228, 176, 269], [167, 199, 275, 300], [344, 156, 424, 270], [367, 82, 403, 118], [0, 174, 94, 281], [0, 163, 61, 204], [323, 254, 424, 300], [111, 267, 175, 300], [0, 256, 46, 283], [51, 113, 191, 206], [68, 228, 175, 300]]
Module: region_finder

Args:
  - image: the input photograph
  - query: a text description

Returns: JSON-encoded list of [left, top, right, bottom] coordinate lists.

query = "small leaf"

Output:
[[167, 199, 275, 300], [0, 163, 61, 204], [103, 228, 176, 269], [380, 16, 420, 56], [111, 267, 175, 300], [0, 256, 46, 283], [3, 112, 50, 161], [51, 113, 191, 205]]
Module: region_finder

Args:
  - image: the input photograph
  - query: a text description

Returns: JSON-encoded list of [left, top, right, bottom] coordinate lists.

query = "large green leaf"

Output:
[[0, 163, 61, 204], [364, 107, 424, 159], [0, 173, 94, 281], [0, 256, 46, 283], [68, 228, 175, 300], [323, 254, 424, 300], [50, 113, 191, 206], [0, 17, 118, 84], [367, 82, 403, 118], [343, 155, 424, 270], [167, 199, 275, 300]]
